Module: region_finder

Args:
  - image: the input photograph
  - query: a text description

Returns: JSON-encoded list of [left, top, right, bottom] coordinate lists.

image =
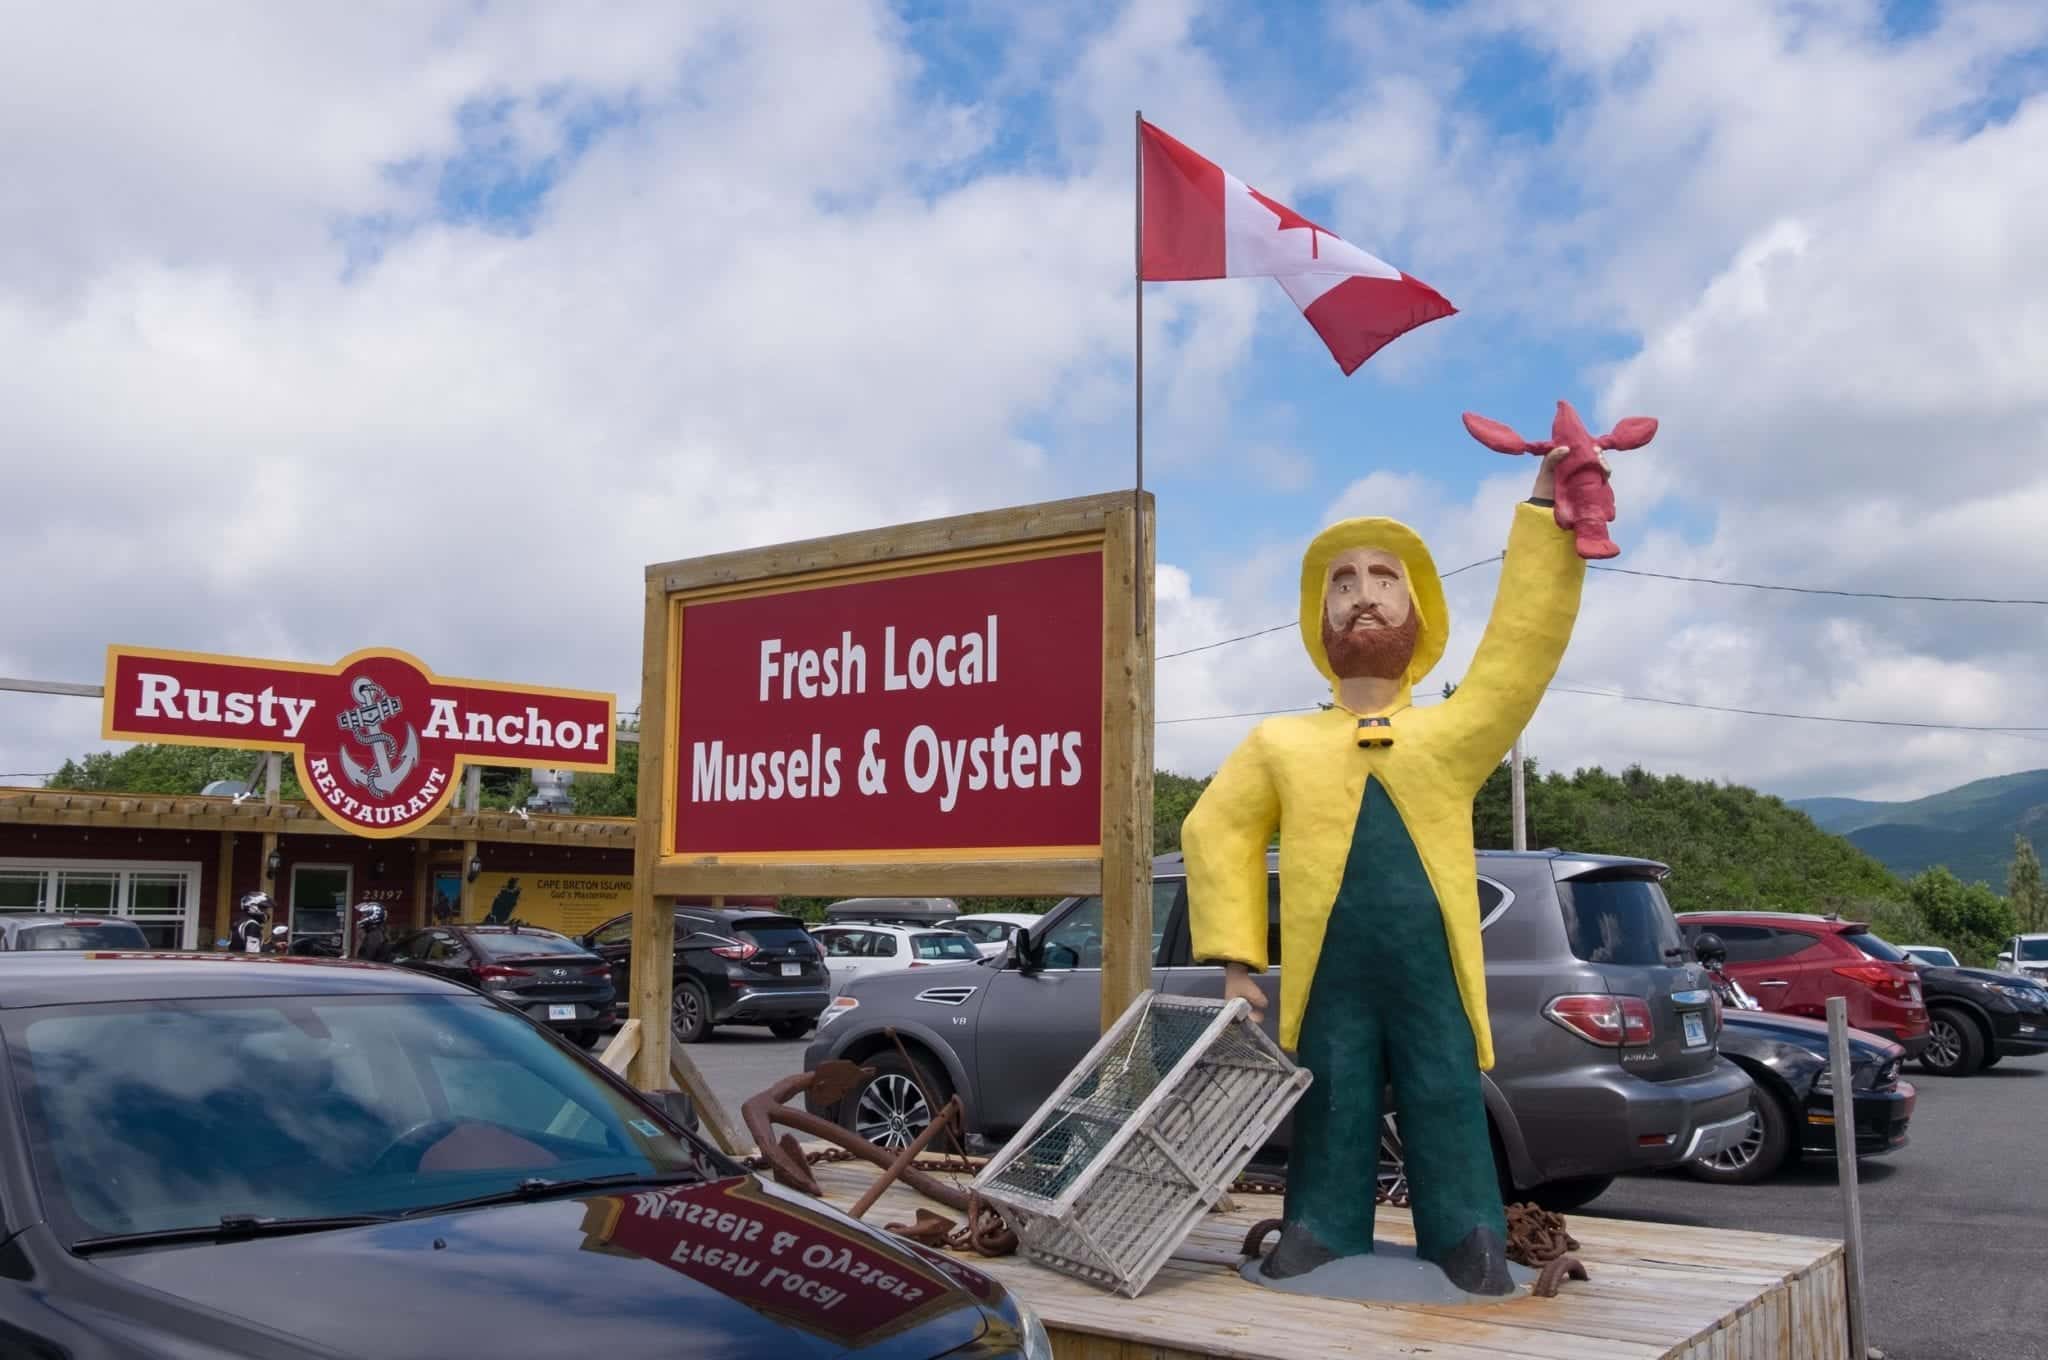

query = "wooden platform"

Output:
[[809, 1161, 1849, 1360]]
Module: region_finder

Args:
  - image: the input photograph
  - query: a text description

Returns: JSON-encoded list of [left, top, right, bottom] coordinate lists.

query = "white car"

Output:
[[811, 923, 985, 994], [1899, 944, 1960, 968], [1998, 932, 2048, 984], [949, 912, 1043, 958]]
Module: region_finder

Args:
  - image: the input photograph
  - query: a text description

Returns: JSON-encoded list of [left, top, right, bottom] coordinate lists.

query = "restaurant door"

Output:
[[289, 864, 353, 957]]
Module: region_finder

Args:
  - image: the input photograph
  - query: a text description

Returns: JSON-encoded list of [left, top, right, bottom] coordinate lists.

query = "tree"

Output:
[[567, 738, 640, 816], [1906, 866, 2018, 966], [1153, 771, 1210, 855], [2007, 834, 2047, 934], [47, 744, 305, 800]]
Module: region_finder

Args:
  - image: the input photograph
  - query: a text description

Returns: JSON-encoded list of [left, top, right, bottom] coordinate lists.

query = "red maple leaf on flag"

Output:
[[1248, 186, 1329, 259]]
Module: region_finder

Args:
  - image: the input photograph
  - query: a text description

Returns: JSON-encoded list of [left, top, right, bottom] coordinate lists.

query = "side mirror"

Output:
[[650, 1088, 700, 1133], [1013, 926, 1044, 974], [1997, 952, 2014, 967], [1692, 932, 1727, 968]]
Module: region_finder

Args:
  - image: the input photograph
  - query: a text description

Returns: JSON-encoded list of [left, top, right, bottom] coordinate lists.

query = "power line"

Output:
[[1154, 553, 1503, 661], [1157, 555, 2047, 665], [1544, 686, 2048, 737], [1585, 564, 2048, 606], [1155, 685, 2048, 738]]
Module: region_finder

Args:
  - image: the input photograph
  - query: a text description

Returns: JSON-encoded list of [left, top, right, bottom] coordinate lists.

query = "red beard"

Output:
[[1321, 607, 1419, 681]]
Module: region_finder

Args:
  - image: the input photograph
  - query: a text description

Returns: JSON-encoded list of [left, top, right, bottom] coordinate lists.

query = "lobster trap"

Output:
[[971, 991, 1311, 1297]]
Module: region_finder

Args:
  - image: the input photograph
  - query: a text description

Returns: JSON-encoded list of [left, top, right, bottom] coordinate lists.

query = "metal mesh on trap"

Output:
[[972, 991, 1311, 1297]]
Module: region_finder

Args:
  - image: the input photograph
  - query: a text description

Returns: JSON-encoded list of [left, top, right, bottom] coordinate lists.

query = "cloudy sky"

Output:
[[6, 0, 2047, 803]]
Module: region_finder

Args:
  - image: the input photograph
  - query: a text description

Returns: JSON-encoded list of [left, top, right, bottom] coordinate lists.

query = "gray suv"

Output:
[[804, 849, 1753, 1210]]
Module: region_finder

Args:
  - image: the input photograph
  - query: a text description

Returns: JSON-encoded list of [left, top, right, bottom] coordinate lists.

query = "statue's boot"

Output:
[[1256, 1221, 1341, 1280], [1431, 1225, 1516, 1296]]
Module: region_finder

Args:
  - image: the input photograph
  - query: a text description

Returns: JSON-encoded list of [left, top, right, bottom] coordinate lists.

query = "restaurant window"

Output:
[[0, 860, 199, 948]]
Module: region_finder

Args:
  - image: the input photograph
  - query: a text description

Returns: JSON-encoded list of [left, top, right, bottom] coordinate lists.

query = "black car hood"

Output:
[[1720, 1009, 1894, 1059], [84, 1176, 996, 1359]]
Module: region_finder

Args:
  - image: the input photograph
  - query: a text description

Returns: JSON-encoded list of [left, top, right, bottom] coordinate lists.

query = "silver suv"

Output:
[[804, 849, 1753, 1210]]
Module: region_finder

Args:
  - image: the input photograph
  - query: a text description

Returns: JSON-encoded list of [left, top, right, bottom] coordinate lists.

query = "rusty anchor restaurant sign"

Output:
[[102, 645, 616, 838]]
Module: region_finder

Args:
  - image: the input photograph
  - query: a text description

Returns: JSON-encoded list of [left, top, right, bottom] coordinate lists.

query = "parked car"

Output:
[[581, 907, 830, 1042], [0, 914, 149, 950], [1899, 944, 1959, 968], [1684, 930, 1913, 1183], [950, 913, 1043, 959], [1902, 954, 2048, 1076], [821, 897, 961, 928], [0, 952, 1048, 1359], [806, 849, 1753, 1212], [1997, 932, 2048, 985], [1674, 912, 1929, 1058], [388, 923, 615, 1046], [813, 923, 987, 994]]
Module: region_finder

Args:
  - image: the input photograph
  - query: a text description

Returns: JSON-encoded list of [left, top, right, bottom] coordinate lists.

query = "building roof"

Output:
[[0, 785, 635, 849]]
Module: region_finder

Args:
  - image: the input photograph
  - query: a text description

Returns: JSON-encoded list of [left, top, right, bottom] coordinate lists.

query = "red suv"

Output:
[[1676, 912, 1929, 1058]]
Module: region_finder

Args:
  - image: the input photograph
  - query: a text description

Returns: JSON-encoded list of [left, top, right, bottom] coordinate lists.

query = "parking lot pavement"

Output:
[[686, 1031, 2043, 1359], [1589, 1057, 2048, 1360], [672, 1028, 815, 1128]]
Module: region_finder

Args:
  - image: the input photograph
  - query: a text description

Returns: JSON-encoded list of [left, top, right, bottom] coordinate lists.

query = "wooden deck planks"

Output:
[[805, 1161, 1847, 1360]]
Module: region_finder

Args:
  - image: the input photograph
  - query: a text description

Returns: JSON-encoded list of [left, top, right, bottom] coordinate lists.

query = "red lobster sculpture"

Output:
[[1461, 400, 1658, 560]]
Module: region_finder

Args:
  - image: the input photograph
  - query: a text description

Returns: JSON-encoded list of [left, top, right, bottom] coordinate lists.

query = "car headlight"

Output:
[[1014, 1296, 1054, 1360], [815, 996, 859, 1030], [1991, 983, 2046, 1003]]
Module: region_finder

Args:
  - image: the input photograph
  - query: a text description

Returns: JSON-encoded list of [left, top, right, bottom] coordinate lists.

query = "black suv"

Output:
[[388, 924, 616, 1045], [581, 908, 830, 1042], [1905, 957, 2048, 1076]]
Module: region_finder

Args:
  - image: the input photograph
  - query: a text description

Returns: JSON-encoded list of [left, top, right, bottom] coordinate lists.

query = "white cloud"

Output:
[[5, 0, 2047, 815]]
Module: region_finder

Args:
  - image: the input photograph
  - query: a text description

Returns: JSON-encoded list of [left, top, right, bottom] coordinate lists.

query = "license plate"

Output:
[[781, 963, 800, 977], [1682, 1012, 1707, 1047], [548, 1005, 577, 1021]]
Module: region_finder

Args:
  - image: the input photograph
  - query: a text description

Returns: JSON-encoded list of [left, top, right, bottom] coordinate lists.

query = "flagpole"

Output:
[[1133, 108, 1146, 639]]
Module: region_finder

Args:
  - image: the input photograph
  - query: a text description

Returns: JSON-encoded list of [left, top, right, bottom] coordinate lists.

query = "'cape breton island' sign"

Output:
[[102, 645, 616, 839]]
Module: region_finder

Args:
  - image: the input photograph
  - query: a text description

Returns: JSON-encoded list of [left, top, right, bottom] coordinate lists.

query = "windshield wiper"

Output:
[[396, 1168, 711, 1219], [73, 1212, 396, 1255]]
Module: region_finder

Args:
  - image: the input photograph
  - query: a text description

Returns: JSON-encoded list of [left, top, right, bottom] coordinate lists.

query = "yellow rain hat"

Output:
[[1297, 517, 1449, 694]]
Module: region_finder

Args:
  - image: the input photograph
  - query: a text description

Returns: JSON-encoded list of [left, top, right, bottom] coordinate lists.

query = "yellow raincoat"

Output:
[[1180, 502, 1585, 1069]]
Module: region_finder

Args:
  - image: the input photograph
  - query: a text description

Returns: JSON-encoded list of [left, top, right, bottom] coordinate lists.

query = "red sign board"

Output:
[[667, 549, 1103, 858], [103, 646, 615, 839], [580, 1179, 959, 1349]]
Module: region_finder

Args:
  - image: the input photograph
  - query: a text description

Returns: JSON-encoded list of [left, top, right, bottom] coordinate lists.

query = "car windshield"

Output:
[[1558, 877, 1684, 966], [1846, 931, 1911, 964], [471, 931, 587, 958], [18, 922, 148, 950], [2, 993, 716, 1246], [911, 933, 981, 961], [2021, 939, 2048, 962]]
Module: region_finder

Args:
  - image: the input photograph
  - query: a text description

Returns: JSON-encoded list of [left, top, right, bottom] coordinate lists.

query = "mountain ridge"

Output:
[[1789, 768, 2048, 886]]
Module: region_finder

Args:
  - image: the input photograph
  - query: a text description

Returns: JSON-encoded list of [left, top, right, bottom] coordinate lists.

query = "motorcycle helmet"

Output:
[[237, 891, 274, 920], [352, 901, 386, 928]]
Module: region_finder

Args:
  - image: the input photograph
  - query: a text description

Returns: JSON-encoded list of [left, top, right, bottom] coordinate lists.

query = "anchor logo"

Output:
[[336, 675, 420, 800]]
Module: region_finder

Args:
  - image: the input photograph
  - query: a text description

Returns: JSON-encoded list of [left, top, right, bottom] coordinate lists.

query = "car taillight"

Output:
[[1834, 963, 1913, 999], [1543, 994, 1653, 1046], [475, 964, 532, 981], [710, 942, 758, 961]]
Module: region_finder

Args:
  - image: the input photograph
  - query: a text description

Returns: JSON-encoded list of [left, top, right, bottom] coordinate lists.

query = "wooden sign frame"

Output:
[[628, 492, 1155, 1091]]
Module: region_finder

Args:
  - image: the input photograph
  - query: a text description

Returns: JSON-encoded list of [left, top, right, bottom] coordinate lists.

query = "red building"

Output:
[[0, 785, 635, 953]]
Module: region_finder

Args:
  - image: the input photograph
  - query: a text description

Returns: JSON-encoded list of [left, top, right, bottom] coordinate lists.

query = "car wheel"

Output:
[[843, 1051, 951, 1151], [769, 1019, 813, 1040], [1523, 1174, 1615, 1213], [1920, 1009, 1984, 1076], [1685, 1085, 1791, 1185], [672, 980, 712, 1044]]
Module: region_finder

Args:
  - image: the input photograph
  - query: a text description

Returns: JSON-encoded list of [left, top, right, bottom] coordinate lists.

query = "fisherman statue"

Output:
[[1182, 409, 1646, 1298]]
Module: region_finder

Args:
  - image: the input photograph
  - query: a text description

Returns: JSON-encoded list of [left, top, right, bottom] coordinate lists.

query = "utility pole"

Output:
[[1510, 735, 1527, 852]]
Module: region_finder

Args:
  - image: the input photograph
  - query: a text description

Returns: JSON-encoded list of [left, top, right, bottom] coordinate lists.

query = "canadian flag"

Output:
[[1139, 120, 1455, 374]]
